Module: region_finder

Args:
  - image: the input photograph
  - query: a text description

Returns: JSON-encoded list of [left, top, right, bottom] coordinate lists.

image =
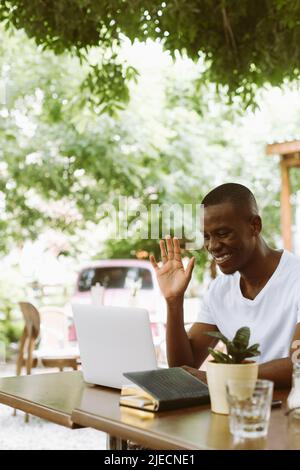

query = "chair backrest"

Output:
[[17, 302, 41, 375], [19, 302, 40, 340], [17, 302, 78, 375]]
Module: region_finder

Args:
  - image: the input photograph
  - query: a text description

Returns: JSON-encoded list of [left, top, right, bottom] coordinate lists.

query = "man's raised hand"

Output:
[[149, 236, 195, 301]]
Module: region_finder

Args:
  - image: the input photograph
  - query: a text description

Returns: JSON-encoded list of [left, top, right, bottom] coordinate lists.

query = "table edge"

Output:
[[72, 408, 211, 450], [0, 391, 78, 429]]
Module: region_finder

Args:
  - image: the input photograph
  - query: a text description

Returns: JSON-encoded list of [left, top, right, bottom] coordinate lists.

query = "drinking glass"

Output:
[[226, 379, 274, 439]]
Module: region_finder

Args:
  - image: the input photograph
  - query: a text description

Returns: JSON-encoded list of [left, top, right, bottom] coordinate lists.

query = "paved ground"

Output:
[[0, 363, 107, 450]]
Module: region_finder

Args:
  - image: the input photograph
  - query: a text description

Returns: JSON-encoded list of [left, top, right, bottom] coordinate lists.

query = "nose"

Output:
[[206, 236, 222, 253]]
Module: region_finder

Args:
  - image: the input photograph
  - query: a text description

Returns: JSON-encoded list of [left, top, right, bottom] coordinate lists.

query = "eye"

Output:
[[217, 231, 230, 237]]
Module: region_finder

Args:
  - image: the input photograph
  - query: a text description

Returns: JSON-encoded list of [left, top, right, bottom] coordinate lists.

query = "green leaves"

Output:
[[232, 326, 250, 349], [0, 14, 296, 266], [2, 1, 300, 107], [81, 60, 139, 116], [206, 326, 261, 364], [205, 330, 230, 345], [0, 25, 168, 254], [208, 347, 234, 364], [244, 344, 261, 358]]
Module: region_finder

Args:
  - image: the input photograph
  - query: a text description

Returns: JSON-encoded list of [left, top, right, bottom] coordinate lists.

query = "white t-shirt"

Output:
[[197, 250, 300, 363]]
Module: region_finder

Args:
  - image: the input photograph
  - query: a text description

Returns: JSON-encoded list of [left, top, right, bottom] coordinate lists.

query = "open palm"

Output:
[[150, 237, 195, 300]]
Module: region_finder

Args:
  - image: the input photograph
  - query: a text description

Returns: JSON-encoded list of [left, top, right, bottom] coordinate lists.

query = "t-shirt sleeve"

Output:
[[196, 283, 216, 325]]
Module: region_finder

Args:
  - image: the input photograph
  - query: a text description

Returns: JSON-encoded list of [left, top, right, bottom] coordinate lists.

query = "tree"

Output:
[[1, 0, 300, 109], [0, 27, 165, 252], [1, 26, 300, 278]]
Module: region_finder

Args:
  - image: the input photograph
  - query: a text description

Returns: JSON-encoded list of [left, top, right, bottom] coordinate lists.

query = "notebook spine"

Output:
[[157, 396, 208, 411]]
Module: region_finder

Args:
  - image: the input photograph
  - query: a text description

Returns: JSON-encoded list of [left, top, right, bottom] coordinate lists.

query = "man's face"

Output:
[[203, 202, 258, 275]]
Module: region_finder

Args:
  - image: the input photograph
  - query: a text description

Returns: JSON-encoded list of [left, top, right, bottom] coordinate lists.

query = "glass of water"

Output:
[[226, 379, 274, 439]]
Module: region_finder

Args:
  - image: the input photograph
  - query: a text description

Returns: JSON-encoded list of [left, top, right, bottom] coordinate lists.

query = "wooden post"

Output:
[[266, 141, 300, 252], [280, 158, 292, 251]]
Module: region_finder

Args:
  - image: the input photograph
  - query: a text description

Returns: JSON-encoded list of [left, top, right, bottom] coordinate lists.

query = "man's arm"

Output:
[[150, 236, 218, 368], [258, 358, 293, 389], [258, 323, 300, 389], [166, 296, 218, 367], [179, 325, 300, 387]]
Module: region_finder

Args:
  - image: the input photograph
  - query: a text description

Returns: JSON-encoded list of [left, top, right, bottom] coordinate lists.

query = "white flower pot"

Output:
[[206, 361, 259, 415]]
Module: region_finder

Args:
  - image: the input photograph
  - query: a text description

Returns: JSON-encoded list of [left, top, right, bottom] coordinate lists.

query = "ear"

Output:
[[250, 215, 262, 236]]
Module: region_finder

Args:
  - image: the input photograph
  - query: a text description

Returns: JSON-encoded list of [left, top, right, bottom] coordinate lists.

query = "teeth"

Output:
[[215, 254, 231, 262]]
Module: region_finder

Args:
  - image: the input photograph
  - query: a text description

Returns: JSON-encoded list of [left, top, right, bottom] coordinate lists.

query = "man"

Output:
[[150, 183, 300, 388]]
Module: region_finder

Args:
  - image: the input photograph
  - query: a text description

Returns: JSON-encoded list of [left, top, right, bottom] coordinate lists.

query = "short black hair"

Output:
[[202, 183, 259, 215]]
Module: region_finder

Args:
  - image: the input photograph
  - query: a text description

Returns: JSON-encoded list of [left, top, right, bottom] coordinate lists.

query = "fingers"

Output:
[[159, 240, 168, 264], [158, 236, 184, 263], [185, 256, 195, 279], [166, 235, 174, 260], [173, 237, 181, 262], [149, 254, 158, 271]]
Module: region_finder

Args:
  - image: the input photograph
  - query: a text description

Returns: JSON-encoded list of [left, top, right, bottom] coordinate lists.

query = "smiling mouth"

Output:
[[213, 253, 233, 265]]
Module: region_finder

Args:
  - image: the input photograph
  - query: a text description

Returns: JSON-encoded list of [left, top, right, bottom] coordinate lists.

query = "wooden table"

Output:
[[72, 385, 293, 450], [0, 371, 298, 450], [0, 371, 84, 428]]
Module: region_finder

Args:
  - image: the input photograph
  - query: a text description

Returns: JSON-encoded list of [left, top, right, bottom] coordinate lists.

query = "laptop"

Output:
[[72, 305, 157, 389]]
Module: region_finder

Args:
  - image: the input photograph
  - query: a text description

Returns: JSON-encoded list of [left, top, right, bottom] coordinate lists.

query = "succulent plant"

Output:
[[205, 326, 261, 364]]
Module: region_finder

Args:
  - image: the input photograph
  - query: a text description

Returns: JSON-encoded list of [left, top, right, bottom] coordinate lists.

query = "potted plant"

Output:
[[205, 326, 261, 414]]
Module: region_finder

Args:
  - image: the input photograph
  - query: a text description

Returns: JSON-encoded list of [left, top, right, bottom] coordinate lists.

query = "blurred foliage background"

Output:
[[1, 26, 299, 263], [1, 3, 300, 346], [1, 1, 300, 107]]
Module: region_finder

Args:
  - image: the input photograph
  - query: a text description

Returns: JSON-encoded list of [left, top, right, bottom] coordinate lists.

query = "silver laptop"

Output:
[[72, 305, 157, 388]]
